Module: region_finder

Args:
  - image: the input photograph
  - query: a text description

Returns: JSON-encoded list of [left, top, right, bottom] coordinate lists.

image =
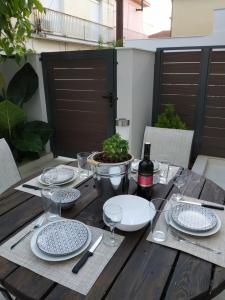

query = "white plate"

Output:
[[41, 168, 75, 184], [38, 173, 77, 186], [165, 211, 221, 237], [31, 222, 91, 262], [131, 160, 159, 173], [104, 195, 155, 232]]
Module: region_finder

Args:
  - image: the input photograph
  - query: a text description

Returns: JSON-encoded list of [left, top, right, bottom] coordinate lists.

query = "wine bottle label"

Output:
[[138, 175, 153, 187]]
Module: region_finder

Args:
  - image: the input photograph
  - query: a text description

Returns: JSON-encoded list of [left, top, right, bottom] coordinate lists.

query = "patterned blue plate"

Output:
[[171, 203, 217, 232], [36, 220, 88, 256]]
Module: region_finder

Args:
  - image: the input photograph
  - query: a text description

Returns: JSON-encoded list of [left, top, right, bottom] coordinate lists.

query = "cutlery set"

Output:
[[177, 199, 224, 210], [11, 215, 103, 272], [167, 201, 223, 255]]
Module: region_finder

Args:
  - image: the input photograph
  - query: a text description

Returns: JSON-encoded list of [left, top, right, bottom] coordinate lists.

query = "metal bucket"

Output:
[[88, 153, 134, 196]]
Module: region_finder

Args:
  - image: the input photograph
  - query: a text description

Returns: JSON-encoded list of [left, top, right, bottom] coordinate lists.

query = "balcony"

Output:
[[31, 8, 115, 44]]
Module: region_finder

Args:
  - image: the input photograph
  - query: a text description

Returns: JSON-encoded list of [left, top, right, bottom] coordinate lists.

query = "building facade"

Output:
[[29, 0, 115, 52], [171, 0, 225, 37], [27, 0, 151, 53]]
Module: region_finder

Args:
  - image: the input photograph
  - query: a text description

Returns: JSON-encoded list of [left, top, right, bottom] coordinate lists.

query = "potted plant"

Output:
[[88, 134, 133, 195], [154, 104, 187, 129]]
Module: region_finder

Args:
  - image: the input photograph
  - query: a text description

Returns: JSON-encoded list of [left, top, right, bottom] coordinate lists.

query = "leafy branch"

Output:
[[0, 0, 44, 63]]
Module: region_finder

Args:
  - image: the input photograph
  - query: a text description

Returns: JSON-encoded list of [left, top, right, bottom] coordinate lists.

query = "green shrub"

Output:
[[155, 104, 187, 129], [103, 133, 129, 162], [0, 63, 52, 161]]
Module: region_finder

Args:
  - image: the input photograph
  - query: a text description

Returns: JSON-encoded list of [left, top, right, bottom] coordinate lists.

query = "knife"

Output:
[[72, 234, 103, 274], [22, 184, 41, 190], [177, 200, 224, 210]]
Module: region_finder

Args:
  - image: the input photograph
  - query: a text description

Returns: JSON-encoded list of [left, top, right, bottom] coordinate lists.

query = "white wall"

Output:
[[116, 48, 155, 158], [125, 9, 225, 51], [0, 55, 47, 123]]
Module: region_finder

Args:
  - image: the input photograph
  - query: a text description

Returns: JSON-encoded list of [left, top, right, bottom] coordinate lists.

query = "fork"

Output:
[[170, 228, 223, 255], [10, 216, 45, 250]]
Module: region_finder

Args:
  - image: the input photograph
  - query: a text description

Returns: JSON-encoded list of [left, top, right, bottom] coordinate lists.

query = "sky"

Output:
[[143, 0, 172, 35]]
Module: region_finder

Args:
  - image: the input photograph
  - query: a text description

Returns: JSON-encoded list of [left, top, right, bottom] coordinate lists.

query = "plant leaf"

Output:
[[23, 121, 52, 145], [7, 63, 38, 106], [12, 132, 42, 153], [0, 100, 26, 133]]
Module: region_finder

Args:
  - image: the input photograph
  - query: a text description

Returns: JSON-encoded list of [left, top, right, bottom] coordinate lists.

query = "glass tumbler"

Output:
[[41, 186, 61, 222], [150, 198, 170, 242], [159, 160, 170, 184], [77, 152, 91, 178]]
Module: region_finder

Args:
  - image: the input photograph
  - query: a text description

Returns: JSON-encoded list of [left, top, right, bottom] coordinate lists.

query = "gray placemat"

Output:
[[0, 217, 124, 295], [15, 164, 93, 197], [146, 196, 225, 268]]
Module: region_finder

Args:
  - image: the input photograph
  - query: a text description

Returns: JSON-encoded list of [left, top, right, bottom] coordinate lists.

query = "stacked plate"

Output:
[[166, 203, 221, 237], [31, 219, 91, 261], [38, 167, 77, 186]]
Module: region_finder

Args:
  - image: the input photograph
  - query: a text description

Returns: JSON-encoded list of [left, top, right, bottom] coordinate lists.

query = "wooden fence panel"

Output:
[[199, 50, 225, 158], [153, 47, 225, 161]]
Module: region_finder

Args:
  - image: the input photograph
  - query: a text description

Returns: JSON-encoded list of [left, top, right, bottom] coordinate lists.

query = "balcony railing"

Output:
[[31, 8, 115, 44]]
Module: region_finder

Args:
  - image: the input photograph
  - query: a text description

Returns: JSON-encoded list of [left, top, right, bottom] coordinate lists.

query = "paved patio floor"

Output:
[[18, 153, 75, 179]]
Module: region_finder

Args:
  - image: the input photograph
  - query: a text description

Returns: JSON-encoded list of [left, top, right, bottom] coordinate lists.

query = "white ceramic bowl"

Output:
[[103, 195, 155, 232]]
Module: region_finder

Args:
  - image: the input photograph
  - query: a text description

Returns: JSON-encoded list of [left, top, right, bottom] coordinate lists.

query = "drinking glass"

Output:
[[159, 160, 170, 184], [103, 203, 122, 247], [173, 174, 187, 200], [150, 198, 170, 242], [42, 167, 58, 185], [77, 152, 91, 179], [41, 186, 61, 222]]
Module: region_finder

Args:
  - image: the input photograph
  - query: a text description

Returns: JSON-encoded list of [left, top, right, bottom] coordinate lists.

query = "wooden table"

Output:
[[0, 163, 225, 300]]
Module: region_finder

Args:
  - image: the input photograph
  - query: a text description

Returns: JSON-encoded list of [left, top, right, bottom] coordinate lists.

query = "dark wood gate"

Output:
[[152, 46, 225, 160], [41, 49, 117, 157]]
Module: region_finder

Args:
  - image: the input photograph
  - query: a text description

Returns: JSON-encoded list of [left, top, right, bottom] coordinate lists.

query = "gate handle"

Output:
[[102, 93, 118, 107]]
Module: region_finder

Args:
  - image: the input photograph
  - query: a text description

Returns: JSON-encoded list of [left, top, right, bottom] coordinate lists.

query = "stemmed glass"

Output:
[[173, 174, 187, 200], [103, 203, 122, 247]]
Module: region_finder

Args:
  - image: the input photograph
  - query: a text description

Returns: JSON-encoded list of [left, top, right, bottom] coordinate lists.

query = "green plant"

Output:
[[97, 35, 104, 49], [102, 133, 129, 162], [0, 63, 52, 161], [155, 104, 187, 129], [0, 0, 44, 63]]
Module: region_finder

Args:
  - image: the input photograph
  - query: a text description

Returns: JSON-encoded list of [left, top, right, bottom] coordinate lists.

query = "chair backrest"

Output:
[[142, 127, 194, 168], [0, 138, 21, 194]]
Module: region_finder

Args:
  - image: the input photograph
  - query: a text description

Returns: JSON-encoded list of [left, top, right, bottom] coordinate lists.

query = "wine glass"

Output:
[[42, 167, 58, 186], [173, 174, 187, 200], [103, 203, 122, 247]]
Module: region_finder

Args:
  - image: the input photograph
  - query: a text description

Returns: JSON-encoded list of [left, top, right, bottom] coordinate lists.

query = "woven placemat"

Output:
[[0, 217, 124, 295], [15, 164, 93, 197], [146, 196, 225, 268]]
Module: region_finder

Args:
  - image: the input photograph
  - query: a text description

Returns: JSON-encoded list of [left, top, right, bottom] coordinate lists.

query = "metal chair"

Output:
[[0, 138, 21, 195], [0, 139, 20, 299], [142, 127, 194, 168]]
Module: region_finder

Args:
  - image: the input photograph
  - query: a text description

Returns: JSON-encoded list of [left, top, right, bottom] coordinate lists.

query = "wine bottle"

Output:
[[137, 142, 154, 200]]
